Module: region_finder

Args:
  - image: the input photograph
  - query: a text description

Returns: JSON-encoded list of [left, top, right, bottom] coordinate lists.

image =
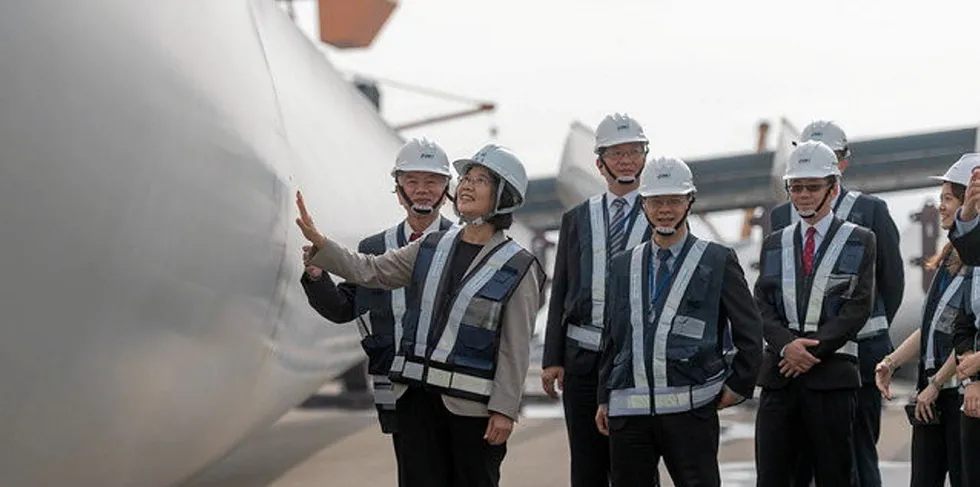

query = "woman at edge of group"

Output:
[[875, 155, 977, 487], [294, 143, 545, 487]]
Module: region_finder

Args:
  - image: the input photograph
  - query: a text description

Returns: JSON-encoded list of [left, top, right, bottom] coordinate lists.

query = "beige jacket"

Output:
[[310, 230, 544, 421]]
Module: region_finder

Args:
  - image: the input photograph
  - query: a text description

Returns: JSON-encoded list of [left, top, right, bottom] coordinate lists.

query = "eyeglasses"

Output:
[[787, 183, 830, 194], [602, 147, 646, 160], [458, 175, 492, 187], [645, 197, 687, 208]]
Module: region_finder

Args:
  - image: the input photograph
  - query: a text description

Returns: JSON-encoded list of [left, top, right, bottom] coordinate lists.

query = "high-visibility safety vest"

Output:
[[606, 236, 733, 417], [764, 221, 870, 360], [353, 219, 454, 410], [565, 194, 651, 352], [388, 226, 538, 403], [790, 190, 888, 339]]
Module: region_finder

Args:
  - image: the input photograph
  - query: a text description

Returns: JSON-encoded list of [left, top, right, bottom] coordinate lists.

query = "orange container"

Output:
[[318, 0, 397, 49]]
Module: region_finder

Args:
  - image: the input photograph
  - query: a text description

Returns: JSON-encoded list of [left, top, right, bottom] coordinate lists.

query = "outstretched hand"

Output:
[[295, 191, 326, 248]]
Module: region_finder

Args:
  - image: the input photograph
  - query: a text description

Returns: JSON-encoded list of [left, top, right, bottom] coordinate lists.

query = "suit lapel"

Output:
[[833, 188, 848, 213]]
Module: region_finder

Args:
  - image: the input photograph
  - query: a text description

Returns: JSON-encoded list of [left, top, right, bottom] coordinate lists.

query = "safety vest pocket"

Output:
[[837, 244, 865, 274], [934, 305, 960, 335], [826, 273, 857, 298], [452, 324, 496, 371], [461, 295, 504, 331]]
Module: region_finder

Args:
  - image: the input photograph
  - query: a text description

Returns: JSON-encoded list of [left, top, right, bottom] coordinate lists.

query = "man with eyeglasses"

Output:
[[542, 113, 653, 487], [755, 141, 878, 487], [595, 156, 763, 487], [769, 120, 902, 487]]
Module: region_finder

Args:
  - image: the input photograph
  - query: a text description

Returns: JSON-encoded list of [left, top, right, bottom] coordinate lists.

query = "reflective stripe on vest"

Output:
[[568, 195, 648, 351], [836, 191, 861, 220], [384, 225, 407, 348], [609, 239, 721, 416], [429, 240, 523, 363], [857, 315, 888, 340], [353, 224, 407, 342], [372, 374, 396, 409], [413, 225, 463, 357], [781, 222, 857, 333], [923, 273, 965, 370]]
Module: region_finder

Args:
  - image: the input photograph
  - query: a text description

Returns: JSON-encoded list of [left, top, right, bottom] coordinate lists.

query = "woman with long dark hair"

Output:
[[875, 155, 977, 487]]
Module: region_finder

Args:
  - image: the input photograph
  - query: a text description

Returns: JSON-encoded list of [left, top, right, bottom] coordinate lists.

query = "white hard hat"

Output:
[[453, 143, 528, 213], [932, 153, 980, 187], [799, 120, 849, 153], [639, 156, 696, 197], [391, 137, 452, 178], [783, 140, 841, 181], [594, 113, 648, 154]]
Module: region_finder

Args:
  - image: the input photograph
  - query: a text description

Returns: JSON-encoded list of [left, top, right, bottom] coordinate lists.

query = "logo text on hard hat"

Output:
[[617, 124, 630, 131], [657, 172, 671, 179], [798, 158, 811, 164]]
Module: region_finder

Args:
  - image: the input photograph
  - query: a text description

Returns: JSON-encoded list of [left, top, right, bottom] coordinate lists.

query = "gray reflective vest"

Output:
[[355, 219, 454, 410], [765, 221, 866, 360], [918, 264, 969, 390], [388, 226, 537, 403], [606, 237, 732, 417], [791, 190, 888, 339], [566, 194, 652, 352]]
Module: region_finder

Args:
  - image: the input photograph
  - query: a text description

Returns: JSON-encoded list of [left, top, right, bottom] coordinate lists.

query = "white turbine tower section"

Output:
[[0, 1, 413, 486]]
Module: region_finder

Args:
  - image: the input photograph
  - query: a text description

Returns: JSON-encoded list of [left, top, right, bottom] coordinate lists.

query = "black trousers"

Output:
[[962, 414, 980, 487], [608, 404, 719, 487], [791, 382, 881, 487], [396, 387, 506, 487], [756, 384, 857, 487], [909, 389, 963, 487], [562, 370, 610, 487]]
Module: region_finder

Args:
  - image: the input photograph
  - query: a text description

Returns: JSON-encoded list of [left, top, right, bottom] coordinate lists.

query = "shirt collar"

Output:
[[652, 236, 686, 261], [606, 189, 640, 212], [404, 217, 443, 241], [800, 211, 834, 239]]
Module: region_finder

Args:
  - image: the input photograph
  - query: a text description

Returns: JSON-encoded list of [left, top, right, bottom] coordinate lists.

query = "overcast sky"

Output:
[[285, 0, 980, 179]]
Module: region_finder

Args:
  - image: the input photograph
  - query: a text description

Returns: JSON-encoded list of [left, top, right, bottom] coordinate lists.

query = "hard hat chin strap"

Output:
[[398, 183, 448, 216], [793, 183, 834, 219], [600, 154, 643, 185], [648, 197, 695, 236], [453, 180, 515, 227]]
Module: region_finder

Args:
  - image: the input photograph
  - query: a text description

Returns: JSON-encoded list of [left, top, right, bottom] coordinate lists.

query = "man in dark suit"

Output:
[[299, 138, 454, 487], [754, 141, 877, 487], [595, 156, 762, 487], [770, 120, 902, 487], [950, 165, 980, 265], [541, 113, 653, 487]]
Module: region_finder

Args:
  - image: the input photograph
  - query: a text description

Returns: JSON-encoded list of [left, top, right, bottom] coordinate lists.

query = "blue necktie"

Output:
[[652, 248, 672, 306]]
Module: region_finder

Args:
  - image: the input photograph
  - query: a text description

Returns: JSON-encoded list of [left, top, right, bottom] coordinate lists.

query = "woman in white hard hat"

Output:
[[873, 153, 979, 487], [296, 143, 544, 487]]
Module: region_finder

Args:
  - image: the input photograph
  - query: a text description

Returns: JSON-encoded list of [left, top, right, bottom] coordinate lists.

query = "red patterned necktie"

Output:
[[410, 232, 423, 242], [802, 226, 816, 276]]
